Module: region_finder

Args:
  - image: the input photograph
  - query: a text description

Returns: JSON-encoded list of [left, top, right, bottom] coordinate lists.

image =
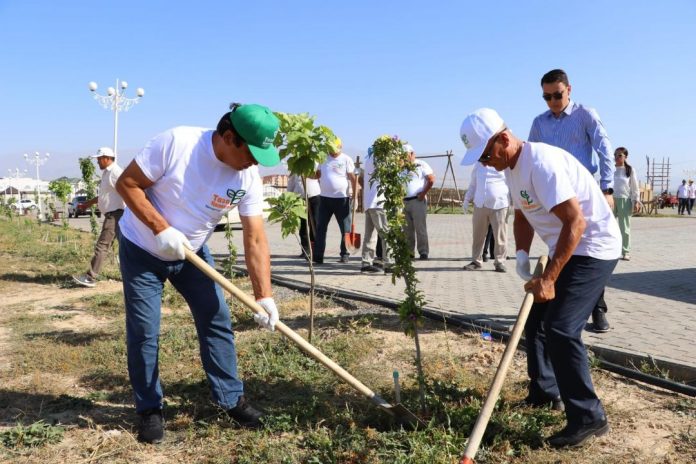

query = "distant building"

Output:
[[263, 174, 288, 189]]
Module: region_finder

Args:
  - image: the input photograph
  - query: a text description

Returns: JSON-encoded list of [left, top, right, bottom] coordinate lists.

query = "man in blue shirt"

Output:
[[529, 69, 614, 333]]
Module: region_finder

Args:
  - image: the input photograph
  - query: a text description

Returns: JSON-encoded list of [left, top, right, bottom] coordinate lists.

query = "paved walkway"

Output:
[[68, 213, 696, 382], [204, 213, 696, 382]]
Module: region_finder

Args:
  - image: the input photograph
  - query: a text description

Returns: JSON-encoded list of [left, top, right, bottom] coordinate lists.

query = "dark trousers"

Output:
[[525, 255, 618, 426], [313, 196, 352, 261], [689, 198, 694, 215], [678, 198, 688, 215], [299, 195, 320, 255]]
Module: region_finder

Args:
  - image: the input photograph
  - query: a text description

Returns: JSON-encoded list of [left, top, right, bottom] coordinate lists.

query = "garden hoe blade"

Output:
[[459, 256, 548, 464], [183, 248, 423, 428]]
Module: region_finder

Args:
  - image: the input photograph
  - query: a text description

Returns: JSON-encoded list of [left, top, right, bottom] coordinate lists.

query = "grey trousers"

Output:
[[471, 206, 508, 265], [361, 208, 393, 265], [88, 209, 123, 278], [404, 198, 429, 256]]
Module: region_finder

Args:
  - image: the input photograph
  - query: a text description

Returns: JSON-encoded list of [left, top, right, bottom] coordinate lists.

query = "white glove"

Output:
[[154, 226, 192, 260], [255, 297, 279, 331], [515, 250, 534, 281]]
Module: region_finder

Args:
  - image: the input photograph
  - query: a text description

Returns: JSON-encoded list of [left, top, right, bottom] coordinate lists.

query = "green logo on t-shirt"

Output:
[[226, 189, 247, 205], [520, 190, 533, 205]]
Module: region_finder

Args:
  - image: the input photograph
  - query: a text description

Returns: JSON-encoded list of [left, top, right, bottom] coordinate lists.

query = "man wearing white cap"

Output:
[[402, 144, 435, 260], [459, 108, 621, 448], [360, 146, 393, 273], [73, 147, 125, 288]]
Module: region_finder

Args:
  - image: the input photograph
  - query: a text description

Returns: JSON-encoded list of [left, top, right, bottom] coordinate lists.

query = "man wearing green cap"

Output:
[[116, 104, 281, 444]]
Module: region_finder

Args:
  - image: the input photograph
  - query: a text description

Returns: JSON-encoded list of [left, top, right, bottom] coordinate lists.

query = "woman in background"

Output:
[[613, 147, 641, 261]]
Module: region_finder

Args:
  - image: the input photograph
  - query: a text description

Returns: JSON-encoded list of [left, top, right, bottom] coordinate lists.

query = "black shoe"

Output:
[[312, 259, 324, 265], [361, 264, 383, 273], [226, 396, 263, 428], [524, 395, 565, 412], [384, 265, 394, 274], [339, 255, 350, 263], [482, 255, 489, 262], [373, 261, 384, 269], [419, 254, 428, 260], [137, 408, 164, 444], [548, 418, 609, 448], [592, 309, 610, 333]]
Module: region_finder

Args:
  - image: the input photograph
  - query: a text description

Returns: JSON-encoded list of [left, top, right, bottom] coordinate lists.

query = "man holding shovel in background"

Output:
[[459, 108, 621, 448], [116, 103, 281, 444]]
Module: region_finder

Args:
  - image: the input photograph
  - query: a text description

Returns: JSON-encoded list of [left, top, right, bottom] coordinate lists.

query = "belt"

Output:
[[404, 196, 418, 201]]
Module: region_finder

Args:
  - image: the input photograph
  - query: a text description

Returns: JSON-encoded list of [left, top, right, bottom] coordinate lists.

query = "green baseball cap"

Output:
[[229, 104, 281, 167]]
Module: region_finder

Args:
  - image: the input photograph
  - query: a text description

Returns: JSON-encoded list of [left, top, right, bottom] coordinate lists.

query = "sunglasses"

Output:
[[478, 130, 505, 163], [542, 91, 565, 101]]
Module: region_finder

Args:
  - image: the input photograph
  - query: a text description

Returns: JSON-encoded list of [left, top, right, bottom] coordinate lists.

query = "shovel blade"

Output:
[[344, 232, 361, 254], [383, 403, 426, 428]]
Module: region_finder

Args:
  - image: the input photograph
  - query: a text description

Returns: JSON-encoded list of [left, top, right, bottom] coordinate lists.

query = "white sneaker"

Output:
[[72, 274, 97, 288]]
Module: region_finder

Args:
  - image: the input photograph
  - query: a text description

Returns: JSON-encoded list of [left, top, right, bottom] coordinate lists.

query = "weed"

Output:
[[0, 421, 64, 448]]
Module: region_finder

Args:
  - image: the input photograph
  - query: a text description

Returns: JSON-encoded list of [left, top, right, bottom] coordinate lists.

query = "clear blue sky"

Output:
[[1, 1, 694, 191]]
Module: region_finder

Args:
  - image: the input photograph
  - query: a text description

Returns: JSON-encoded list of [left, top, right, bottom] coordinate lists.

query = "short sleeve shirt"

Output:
[[119, 127, 263, 260], [505, 142, 621, 260], [319, 153, 355, 198], [404, 160, 434, 197]]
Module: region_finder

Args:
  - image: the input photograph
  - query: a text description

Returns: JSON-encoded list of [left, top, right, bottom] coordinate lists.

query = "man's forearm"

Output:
[[513, 210, 534, 252], [543, 216, 584, 283], [243, 225, 273, 299]]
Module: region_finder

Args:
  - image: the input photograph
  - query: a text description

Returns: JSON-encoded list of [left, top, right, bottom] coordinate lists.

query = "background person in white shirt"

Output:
[[612, 147, 641, 261], [287, 173, 321, 259], [688, 180, 695, 215], [462, 163, 510, 272], [72, 147, 125, 288], [116, 104, 281, 444], [312, 138, 357, 264], [460, 108, 621, 449], [403, 144, 435, 260], [360, 146, 393, 273], [677, 179, 689, 215]]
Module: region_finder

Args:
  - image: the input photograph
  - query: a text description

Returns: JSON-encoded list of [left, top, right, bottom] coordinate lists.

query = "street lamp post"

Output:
[[7, 168, 27, 214], [23, 152, 50, 218], [88, 79, 145, 157]]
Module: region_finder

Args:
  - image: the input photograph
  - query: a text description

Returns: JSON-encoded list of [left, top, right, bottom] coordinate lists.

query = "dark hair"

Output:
[[216, 110, 246, 147], [541, 69, 570, 87], [615, 147, 632, 177]]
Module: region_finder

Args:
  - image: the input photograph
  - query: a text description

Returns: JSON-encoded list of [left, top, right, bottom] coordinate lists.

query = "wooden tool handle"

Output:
[[461, 255, 548, 462], [184, 248, 379, 401]]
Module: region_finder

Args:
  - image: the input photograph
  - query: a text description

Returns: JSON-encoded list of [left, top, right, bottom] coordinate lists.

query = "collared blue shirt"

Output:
[[529, 100, 614, 190]]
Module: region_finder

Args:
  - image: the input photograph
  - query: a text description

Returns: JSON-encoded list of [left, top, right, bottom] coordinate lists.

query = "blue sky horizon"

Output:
[[1, 1, 695, 192]]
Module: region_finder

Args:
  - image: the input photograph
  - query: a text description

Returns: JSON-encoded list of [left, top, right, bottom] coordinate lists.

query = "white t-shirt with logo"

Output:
[[505, 142, 621, 260], [362, 152, 385, 209], [319, 153, 355, 198], [119, 127, 263, 260], [98, 163, 126, 213], [404, 160, 434, 197]]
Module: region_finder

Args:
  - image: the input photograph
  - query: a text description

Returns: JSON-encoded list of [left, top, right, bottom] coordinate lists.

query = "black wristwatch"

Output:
[[602, 188, 614, 195]]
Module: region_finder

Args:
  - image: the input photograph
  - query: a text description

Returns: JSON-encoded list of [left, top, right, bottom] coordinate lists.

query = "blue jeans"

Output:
[[119, 235, 243, 413], [525, 255, 617, 426], [313, 196, 352, 261]]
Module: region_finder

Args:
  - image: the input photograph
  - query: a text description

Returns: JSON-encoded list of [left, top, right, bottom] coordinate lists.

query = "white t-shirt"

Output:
[[98, 163, 126, 213], [362, 152, 385, 209], [119, 127, 264, 260], [319, 153, 355, 198], [464, 163, 509, 209], [505, 142, 621, 260], [404, 160, 434, 197], [287, 174, 320, 198], [689, 183, 696, 199], [677, 184, 689, 198]]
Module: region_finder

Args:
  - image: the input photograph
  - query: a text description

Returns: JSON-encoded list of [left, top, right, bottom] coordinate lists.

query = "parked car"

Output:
[[10, 199, 37, 210], [68, 195, 101, 218]]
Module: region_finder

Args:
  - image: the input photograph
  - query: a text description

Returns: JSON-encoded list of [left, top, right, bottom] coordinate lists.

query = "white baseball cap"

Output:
[[403, 144, 415, 154], [92, 146, 115, 159], [459, 108, 505, 166]]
